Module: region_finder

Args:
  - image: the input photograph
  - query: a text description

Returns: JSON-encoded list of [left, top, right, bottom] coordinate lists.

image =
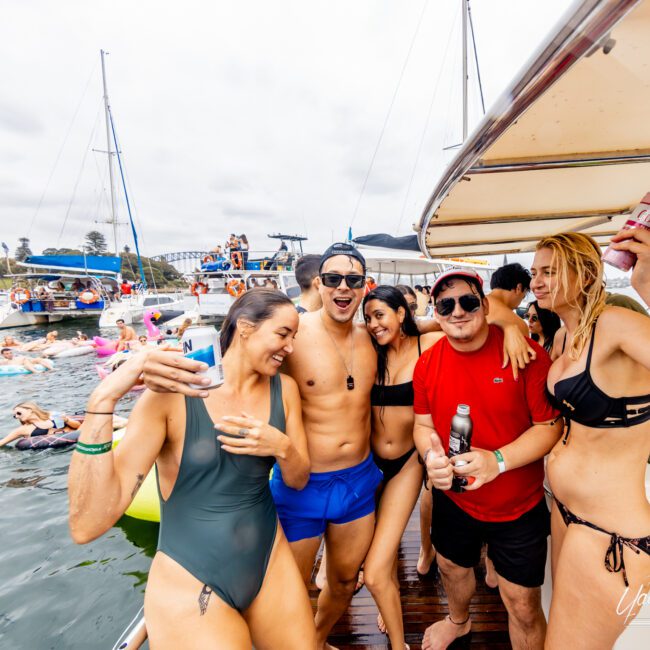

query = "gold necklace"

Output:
[[320, 312, 355, 390]]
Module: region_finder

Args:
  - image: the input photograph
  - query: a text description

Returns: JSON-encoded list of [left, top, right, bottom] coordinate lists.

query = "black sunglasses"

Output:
[[435, 294, 482, 317], [320, 273, 366, 290], [13, 412, 24, 418], [525, 313, 539, 323]]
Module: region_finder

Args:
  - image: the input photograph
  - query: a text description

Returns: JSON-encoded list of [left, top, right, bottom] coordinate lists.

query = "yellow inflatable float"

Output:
[[112, 427, 160, 522]]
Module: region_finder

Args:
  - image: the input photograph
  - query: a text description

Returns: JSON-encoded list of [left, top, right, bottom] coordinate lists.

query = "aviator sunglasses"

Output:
[[320, 273, 366, 290], [435, 293, 482, 317]]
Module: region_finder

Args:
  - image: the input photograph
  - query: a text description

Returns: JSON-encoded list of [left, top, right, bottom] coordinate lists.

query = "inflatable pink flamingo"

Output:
[[93, 336, 118, 357], [144, 309, 162, 340]]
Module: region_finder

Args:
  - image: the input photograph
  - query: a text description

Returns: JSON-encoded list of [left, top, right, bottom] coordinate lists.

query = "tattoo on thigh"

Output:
[[198, 584, 213, 615], [130, 473, 145, 499]]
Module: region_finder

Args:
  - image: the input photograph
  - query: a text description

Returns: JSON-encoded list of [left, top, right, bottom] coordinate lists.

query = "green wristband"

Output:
[[494, 449, 506, 474], [75, 440, 113, 455]]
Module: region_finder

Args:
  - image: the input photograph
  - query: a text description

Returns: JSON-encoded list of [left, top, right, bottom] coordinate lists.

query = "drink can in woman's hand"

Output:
[[181, 326, 224, 389], [602, 193, 650, 271]]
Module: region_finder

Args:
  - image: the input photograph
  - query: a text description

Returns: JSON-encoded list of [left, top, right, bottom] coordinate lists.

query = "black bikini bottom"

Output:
[[556, 498, 650, 587], [373, 447, 418, 485]]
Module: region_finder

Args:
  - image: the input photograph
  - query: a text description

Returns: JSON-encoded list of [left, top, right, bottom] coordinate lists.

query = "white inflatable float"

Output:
[[0, 364, 51, 376]]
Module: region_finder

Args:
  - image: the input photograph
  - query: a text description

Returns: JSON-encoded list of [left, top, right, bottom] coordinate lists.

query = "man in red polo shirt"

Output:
[[413, 268, 562, 650]]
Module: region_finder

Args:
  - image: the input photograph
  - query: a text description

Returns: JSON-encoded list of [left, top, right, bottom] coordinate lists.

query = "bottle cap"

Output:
[[457, 404, 470, 415]]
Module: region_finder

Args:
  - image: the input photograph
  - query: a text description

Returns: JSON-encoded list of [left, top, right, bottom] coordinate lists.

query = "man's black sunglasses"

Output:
[[435, 294, 482, 317], [320, 273, 366, 289]]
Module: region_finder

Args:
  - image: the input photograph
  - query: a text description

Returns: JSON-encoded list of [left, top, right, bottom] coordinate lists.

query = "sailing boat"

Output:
[[92, 49, 184, 327]]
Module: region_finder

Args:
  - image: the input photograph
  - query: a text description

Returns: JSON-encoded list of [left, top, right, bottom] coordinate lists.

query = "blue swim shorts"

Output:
[[270, 454, 383, 543]]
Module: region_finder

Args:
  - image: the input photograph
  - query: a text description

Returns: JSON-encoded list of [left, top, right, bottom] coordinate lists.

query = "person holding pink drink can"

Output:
[[609, 222, 650, 306], [602, 193, 650, 271]]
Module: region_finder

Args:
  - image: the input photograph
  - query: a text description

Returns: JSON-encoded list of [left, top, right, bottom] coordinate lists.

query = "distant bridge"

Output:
[[151, 251, 212, 263], [150, 251, 212, 274], [151, 249, 280, 274]]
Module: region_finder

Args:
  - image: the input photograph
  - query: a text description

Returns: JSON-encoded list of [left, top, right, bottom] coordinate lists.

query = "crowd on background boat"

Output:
[[2, 224, 642, 650]]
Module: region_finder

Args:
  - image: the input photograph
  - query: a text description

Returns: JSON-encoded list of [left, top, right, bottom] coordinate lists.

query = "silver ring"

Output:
[[238, 427, 250, 437]]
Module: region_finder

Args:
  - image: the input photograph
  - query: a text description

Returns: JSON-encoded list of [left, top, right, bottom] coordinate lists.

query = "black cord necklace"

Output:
[[320, 312, 355, 390]]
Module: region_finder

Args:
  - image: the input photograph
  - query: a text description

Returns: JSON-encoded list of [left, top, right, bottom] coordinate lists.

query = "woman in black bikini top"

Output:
[[531, 232, 650, 649], [0, 402, 80, 447], [362, 286, 443, 650]]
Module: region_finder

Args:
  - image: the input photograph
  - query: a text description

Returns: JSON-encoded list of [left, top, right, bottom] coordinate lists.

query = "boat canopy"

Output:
[[356, 244, 494, 276], [416, 0, 650, 258], [18, 255, 121, 275], [354, 233, 420, 252]]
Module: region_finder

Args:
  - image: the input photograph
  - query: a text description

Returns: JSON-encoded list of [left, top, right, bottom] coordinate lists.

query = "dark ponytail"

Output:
[[362, 285, 420, 389], [220, 289, 294, 354]]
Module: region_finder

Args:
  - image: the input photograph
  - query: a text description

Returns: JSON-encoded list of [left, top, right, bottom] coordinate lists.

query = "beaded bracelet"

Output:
[[75, 440, 113, 455]]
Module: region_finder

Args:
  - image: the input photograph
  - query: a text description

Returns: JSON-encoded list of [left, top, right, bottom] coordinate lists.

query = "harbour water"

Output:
[[0, 322, 154, 649]]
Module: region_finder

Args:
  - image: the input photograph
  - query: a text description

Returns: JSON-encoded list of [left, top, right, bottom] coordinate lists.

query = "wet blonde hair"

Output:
[[535, 232, 606, 360], [13, 401, 50, 421]]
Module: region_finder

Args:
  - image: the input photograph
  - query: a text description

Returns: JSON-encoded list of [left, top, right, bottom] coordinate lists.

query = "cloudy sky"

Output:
[[1, 0, 569, 259]]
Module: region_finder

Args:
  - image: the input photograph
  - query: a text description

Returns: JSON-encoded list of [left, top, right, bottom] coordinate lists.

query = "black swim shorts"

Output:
[[430, 490, 550, 588]]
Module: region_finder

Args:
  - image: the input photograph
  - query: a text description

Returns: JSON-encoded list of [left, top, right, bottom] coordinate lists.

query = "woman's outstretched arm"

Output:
[[0, 426, 31, 447], [68, 355, 167, 544]]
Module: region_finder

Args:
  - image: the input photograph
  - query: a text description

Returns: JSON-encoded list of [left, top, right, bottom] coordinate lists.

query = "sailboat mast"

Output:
[[100, 49, 119, 255], [462, 0, 468, 142]]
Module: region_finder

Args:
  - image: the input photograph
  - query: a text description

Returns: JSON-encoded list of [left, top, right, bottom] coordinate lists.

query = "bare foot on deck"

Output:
[[417, 544, 436, 575], [422, 616, 471, 650], [484, 556, 498, 589]]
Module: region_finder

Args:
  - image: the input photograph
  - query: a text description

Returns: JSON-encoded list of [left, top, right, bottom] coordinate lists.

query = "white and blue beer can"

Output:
[[181, 326, 224, 389]]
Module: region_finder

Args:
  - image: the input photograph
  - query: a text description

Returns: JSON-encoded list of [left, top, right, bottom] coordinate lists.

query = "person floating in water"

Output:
[[0, 348, 54, 373], [0, 402, 80, 447]]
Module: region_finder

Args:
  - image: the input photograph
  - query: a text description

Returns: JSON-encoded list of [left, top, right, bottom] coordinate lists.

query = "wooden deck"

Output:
[[309, 500, 512, 650]]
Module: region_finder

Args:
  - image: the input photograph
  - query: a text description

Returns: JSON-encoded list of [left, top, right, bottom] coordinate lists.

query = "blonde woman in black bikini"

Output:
[[530, 232, 650, 648], [362, 286, 443, 650]]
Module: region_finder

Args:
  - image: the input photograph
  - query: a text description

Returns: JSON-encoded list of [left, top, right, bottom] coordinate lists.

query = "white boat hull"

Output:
[[0, 302, 100, 329], [99, 294, 186, 328]]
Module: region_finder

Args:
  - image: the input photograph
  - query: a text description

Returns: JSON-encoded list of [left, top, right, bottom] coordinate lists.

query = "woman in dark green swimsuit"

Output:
[[68, 290, 316, 649]]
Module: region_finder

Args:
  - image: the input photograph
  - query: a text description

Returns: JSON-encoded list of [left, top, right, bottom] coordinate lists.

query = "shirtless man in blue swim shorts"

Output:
[[269, 243, 381, 649]]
